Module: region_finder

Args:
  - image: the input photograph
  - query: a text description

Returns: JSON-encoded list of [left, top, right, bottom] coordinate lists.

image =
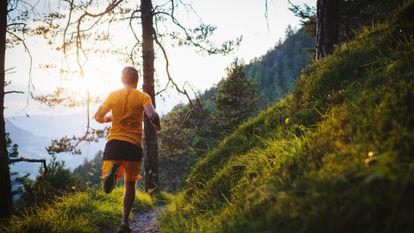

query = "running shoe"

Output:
[[102, 162, 120, 193], [117, 223, 132, 233]]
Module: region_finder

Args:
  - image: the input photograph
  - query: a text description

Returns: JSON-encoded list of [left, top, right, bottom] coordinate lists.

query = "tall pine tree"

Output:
[[0, 0, 12, 219], [212, 60, 258, 137]]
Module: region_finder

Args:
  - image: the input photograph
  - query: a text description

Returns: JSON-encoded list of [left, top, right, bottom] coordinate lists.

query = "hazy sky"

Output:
[[5, 0, 315, 117]]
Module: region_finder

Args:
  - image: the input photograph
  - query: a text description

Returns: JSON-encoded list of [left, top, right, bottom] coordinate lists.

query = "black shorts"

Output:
[[103, 140, 143, 161]]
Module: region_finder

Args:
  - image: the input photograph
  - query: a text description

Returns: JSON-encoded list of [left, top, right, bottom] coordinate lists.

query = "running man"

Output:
[[94, 66, 161, 233]]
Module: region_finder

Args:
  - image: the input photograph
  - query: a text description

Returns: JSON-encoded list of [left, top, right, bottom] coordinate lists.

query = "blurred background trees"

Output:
[[211, 60, 258, 138]]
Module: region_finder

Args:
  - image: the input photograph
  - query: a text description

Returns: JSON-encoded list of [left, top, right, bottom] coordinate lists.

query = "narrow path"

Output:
[[129, 207, 162, 233]]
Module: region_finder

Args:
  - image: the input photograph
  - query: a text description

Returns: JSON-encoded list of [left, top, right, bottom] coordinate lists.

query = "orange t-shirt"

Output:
[[101, 88, 152, 146]]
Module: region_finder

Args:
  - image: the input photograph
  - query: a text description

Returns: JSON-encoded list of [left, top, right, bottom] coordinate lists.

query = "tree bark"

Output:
[[0, 0, 13, 219], [316, 0, 339, 60], [141, 0, 159, 192]]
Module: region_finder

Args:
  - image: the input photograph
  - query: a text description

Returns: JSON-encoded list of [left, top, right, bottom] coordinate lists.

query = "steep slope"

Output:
[[158, 28, 313, 191], [160, 3, 414, 233]]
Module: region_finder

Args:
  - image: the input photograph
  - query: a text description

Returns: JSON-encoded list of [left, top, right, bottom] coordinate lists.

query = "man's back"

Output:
[[102, 87, 152, 146], [94, 66, 161, 232]]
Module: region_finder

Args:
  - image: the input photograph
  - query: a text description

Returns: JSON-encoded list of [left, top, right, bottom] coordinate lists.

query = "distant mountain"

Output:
[[5, 117, 105, 178], [6, 119, 50, 178], [7, 113, 96, 138], [245, 27, 314, 104], [5, 119, 50, 157], [200, 27, 314, 107], [6, 119, 37, 142]]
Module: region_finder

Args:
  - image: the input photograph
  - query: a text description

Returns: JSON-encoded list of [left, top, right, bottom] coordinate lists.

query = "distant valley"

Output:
[[6, 114, 106, 178]]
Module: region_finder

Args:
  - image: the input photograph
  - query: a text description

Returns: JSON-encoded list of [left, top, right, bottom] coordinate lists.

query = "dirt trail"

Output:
[[103, 207, 162, 233], [129, 207, 162, 233]]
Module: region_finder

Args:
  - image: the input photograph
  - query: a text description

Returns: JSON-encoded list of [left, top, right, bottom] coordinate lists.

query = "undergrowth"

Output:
[[0, 188, 154, 233], [160, 2, 414, 233]]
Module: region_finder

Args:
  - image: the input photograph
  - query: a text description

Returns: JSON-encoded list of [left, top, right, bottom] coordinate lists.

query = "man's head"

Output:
[[121, 66, 139, 87]]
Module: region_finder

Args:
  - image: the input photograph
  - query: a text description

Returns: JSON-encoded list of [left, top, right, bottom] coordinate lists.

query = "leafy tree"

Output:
[[72, 151, 104, 187], [159, 104, 197, 158], [158, 104, 196, 191], [158, 101, 213, 191], [212, 60, 258, 137], [20, 155, 84, 206], [6, 133, 18, 159], [160, 101, 214, 157]]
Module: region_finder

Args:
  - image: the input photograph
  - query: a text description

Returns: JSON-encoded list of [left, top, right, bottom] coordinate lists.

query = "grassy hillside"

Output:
[[159, 2, 414, 233], [158, 27, 313, 191], [0, 188, 154, 233]]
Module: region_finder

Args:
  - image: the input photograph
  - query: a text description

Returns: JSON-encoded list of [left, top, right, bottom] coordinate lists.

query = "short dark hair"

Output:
[[121, 66, 139, 85]]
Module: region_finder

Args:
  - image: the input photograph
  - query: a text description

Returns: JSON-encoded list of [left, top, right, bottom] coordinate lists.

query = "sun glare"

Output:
[[64, 58, 124, 99]]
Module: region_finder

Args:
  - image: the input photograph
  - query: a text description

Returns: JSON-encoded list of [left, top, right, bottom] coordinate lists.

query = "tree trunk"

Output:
[[141, 0, 159, 192], [316, 0, 339, 60], [0, 0, 12, 219]]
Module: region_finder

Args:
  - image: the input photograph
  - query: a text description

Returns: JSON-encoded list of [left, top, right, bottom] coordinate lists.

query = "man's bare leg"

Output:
[[122, 181, 136, 225]]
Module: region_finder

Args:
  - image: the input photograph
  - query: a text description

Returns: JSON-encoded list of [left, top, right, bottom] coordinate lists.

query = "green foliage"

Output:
[[6, 133, 18, 158], [159, 2, 414, 232], [159, 104, 199, 158], [72, 151, 103, 187], [245, 27, 314, 105], [0, 188, 154, 233], [158, 60, 260, 191], [212, 59, 258, 137], [158, 102, 215, 191], [21, 155, 84, 205], [157, 26, 313, 192]]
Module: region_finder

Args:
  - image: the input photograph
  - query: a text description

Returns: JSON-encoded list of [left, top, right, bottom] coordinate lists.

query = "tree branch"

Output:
[[153, 28, 198, 109], [46, 126, 109, 155], [6, 29, 33, 106], [73, 0, 124, 75], [8, 157, 48, 175], [154, 11, 216, 54], [5, 90, 24, 95], [62, 0, 74, 54], [128, 9, 141, 65], [154, 0, 241, 55]]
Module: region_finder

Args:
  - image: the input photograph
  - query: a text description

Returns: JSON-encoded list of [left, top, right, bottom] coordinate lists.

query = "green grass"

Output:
[[0, 188, 154, 233], [159, 2, 414, 233]]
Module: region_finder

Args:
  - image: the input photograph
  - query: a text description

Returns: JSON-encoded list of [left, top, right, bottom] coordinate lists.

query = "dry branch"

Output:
[[5, 90, 24, 94], [8, 157, 48, 175]]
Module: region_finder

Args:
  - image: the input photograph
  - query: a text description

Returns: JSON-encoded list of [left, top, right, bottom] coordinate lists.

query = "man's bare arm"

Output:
[[93, 106, 112, 124], [144, 104, 161, 131]]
